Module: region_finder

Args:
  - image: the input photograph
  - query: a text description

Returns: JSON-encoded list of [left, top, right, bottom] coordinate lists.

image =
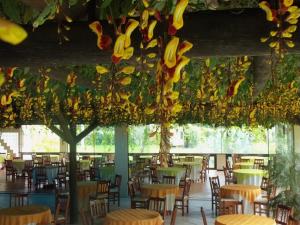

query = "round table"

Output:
[[234, 162, 253, 169], [215, 214, 276, 225], [0, 205, 52, 225], [104, 209, 164, 225], [174, 162, 202, 181], [97, 166, 115, 181], [141, 184, 179, 211], [156, 167, 186, 184], [233, 169, 266, 186], [220, 184, 261, 213]]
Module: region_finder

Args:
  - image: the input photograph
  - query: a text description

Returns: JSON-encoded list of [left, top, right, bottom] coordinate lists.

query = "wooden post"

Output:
[[69, 124, 78, 224]]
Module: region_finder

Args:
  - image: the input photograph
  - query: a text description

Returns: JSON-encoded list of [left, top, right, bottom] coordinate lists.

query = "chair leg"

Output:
[[118, 193, 120, 207]]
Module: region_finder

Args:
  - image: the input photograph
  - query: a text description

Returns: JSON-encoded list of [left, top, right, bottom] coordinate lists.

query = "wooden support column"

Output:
[[114, 126, 129, 197]]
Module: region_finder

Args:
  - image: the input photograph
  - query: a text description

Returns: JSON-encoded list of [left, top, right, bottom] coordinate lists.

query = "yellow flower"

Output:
[[169, 91, 179, 100], [119, 77, 132, 85], [141, 10, 149, 30], [177, 40, 193, 57], [145, 107, 155, 115], [0, 72, 5, 87], [119, 66, 135, 75], [146, 39, 157, 49], [112, 34, 126, 64], [0, 18, 27, 45], [172, 56, 190, 82], [125, 19, 139, 48], [283, 0, 293, 7], [164, 37, 179, 68], [172, 0, 189, 30], [123, 47, 134, 60], [96, 65, 109, 74], [119, 92, 131, 100], [259, 1, 274, 22], [147, 20, 157, 40]]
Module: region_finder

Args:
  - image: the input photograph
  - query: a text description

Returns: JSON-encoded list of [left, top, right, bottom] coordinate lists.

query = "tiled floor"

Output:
[[0, 169, 222, 225]]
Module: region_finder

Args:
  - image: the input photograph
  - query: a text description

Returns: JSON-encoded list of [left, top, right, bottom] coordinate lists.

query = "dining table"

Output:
[[215, 214, 276, 225], [0, 205, 52, 225], [104, 209, 164, 225], [233, 169, 267, 186], [156, 167, 186, 184], [220, 184, 261, 213], [77, 181, 97, 209], [174, 161, 202, 181], [141, 183, 179, 211]]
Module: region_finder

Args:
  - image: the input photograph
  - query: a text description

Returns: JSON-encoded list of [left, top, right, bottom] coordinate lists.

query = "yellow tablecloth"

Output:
[[141, 184, 179, 198], [0, 205, 52, 225], [215, 214, 276, 225], [77, 181, 97, 209], [104, 209, 163, 225], [220, 184, 261, 203]]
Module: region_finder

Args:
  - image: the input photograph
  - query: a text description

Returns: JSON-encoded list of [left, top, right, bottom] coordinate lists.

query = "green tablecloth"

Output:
[[157, 167, 186, 184], [234, 162, 254, 169], [12, 160, 25, 173], [79, 160, 90, 171], [233, 169, 267, 186], [174, 162, 202, 181], [98, 166, 115, 181]]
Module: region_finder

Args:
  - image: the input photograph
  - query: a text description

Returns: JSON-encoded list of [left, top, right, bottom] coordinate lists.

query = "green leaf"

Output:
[[32, 2, 56, 28], [1, 0, 23, 23], [101, 0, 113, 9]]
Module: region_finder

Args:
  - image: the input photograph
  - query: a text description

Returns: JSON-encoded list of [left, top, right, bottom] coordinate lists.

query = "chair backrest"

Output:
[[90, 199, 106, 219], [260, 177, 269, 191], [114, 174, 122, 187], [24, 160, 33, 169], [5, 160, 13, 168], [58, 166, 67, 175], [209, 176, 220, 192], [170, 206, 177, 225], [200, 207, 208, 225], [183, 179, 192, 197], [240, 158, 250, 163], [226, 159, 232, 170], [11, 193, 28, 207], [35, 166, 46, 176], [184, 165, 192, 179], [223, 166, 231, 178], [148, 197, 166, 219], [219, 200, 243, 215], [275, 204, 292, 225], [96, 180, 109, 195], [254, 158, 264, 165], [132, 176, 141, 192], [80, 209, 92, 225], [211, 181, 220, 197], [162, 175, 176, 184], [55, 193, 70, 222], [128, 181, 135, 198], [185, 156, 194, 162]]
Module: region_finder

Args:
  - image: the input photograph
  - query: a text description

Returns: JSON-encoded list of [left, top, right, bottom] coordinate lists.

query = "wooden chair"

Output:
[[274, 204, 292, 225], [200, 207, 208, 225], [253, 184, 276, 217], [148, 197, 167, 219], [162, 175, 176, 184], [79, 209, 92, 225], [109, 174, 122, 207], [128, 181, 148, 209], [199, 159, 208, 182], [54, 193, 70, 225], [209, 176, 220, 211], [288, 216, 298, 225], [35, 166, 48, 189], [260, 177, 270, 193], [91, 180, 110, 212], [150, 167, 160, 184], [254, 159, 264, 169], [55, 166, 67, 189], [170, 206, 177, 225], [226, 159, 233, 173], [218, 199, 244, 215], [11, 193, 28, 207], [240, 158, 251, 163], [175, 179, 191, 216], [22, 160, 33, 177], [5, 160, 16, 181], [90, 199, 106, 224], [223, 166, 236, 185]]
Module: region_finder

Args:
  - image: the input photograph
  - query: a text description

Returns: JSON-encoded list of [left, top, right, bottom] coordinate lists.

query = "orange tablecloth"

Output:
[[0, 205, 52, 225], [141, 184, 179, 198], [104, 209, 164, 225], [220, 184, 261, 203], [215, 214, 276, 225], [77, 181, 97, 209]]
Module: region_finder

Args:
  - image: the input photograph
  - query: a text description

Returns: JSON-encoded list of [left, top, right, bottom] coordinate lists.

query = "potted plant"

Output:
[[269, 151, 300, 223]]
